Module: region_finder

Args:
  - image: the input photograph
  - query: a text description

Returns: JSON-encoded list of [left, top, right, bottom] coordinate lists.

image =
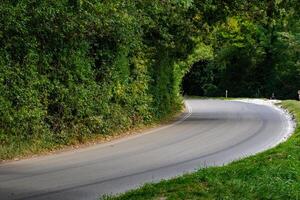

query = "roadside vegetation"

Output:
[[104, 100, 300, 200], [0, 1, 299, 160], [0, 1, 193, 160]]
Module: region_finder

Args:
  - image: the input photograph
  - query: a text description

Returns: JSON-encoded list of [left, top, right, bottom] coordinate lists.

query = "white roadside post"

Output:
[[272, 93, 275, 100], [226, 90, 228, 99], [298, 90, 300, 101]]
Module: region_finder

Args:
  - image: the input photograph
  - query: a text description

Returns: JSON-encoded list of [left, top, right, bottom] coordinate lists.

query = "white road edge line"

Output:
[[231, 99, 296, 149]]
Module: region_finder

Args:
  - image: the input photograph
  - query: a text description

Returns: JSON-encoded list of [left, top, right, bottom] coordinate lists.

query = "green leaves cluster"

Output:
[[184, 0, 300, 99], [0, 0, 196, 159]]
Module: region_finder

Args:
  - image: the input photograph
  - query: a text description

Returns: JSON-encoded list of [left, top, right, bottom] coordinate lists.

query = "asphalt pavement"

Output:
[[0, 99, 291, 200]]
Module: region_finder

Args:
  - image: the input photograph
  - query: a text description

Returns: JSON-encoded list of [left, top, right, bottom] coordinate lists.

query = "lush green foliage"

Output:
[[0, 0, 299, 159], [0, 0, 196, 159], [104, 100, 300, 200], [183, 0, 300, 99]]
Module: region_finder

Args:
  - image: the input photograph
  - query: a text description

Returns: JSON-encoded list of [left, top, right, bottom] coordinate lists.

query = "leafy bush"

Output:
[[0, 0, 194, 159]]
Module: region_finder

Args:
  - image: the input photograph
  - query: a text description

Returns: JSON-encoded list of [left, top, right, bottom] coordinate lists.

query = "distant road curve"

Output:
[[0, 99, 293, 200]]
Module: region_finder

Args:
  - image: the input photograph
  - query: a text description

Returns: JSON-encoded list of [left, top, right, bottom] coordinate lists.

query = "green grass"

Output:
[[104, 100, 300, 200]]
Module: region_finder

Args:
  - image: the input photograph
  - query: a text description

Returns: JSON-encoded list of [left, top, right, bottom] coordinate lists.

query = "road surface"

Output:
[[0, 99, 291, 200]]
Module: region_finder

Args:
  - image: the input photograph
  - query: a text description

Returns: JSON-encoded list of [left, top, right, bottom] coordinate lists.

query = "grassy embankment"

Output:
[[105, 100, 300, 200]]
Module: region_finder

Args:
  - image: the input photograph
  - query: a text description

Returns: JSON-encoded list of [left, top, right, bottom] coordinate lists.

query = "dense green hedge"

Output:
[[0, 1, 198, 159]]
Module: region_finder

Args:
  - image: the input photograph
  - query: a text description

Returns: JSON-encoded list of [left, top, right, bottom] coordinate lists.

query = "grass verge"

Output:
[[104, 100, 300, 200]]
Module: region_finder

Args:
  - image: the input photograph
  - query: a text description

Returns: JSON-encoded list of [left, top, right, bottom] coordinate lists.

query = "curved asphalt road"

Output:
[[0, 100, 291, 200]]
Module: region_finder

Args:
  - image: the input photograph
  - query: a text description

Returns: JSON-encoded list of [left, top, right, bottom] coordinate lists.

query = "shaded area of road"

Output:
[[0, 100, 290, 200]]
